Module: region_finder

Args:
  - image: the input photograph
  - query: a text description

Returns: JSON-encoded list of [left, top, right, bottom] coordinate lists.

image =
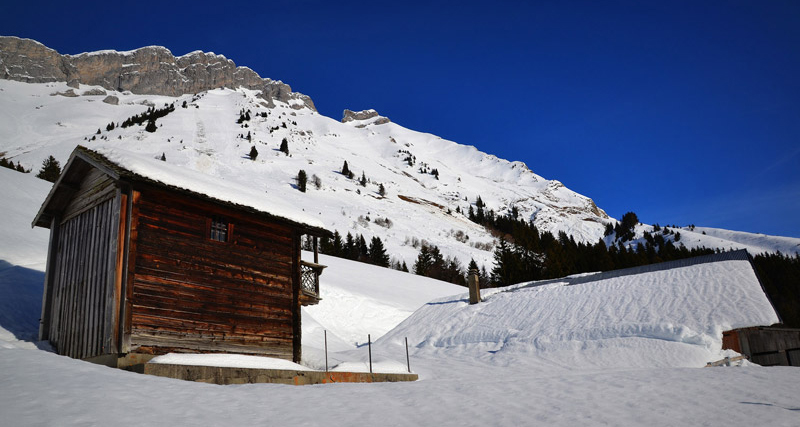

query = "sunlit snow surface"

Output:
[[2, 86, 800, 426]]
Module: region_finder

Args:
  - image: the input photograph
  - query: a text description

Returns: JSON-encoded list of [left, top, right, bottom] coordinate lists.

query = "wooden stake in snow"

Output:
[[406, 337, 411, 373], [368, 334, 373, 374], [468, 268, 481, 304], [324, 330, 329, 372]]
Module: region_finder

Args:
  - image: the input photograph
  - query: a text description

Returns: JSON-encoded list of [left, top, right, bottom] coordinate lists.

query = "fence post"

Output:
[[368, 334, 373, 374], [324, 330, 328, 372], [405, 337, 411, 373]]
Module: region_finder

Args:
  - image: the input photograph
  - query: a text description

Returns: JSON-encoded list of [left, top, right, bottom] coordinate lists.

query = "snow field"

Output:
[[2, 83, 800, 426]]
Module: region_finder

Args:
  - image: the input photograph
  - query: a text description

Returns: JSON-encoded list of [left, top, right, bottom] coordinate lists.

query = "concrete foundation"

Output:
[[143, 363, 418, 385]]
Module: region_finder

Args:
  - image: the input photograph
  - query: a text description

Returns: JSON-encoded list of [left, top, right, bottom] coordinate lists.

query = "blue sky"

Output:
[[4, 0, 799, 237]]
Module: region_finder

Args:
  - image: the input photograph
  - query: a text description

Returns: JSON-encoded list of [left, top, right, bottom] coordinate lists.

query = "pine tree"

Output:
[[280, 138, 289, 155], [330, 231, 344, 257], [378, 183, 386, 196], [341, 161, 350, 177], [160, 153, 166, 161], [360, 171, 367, 187], [344, 232, 357, 260], [413, 245, 434, 276], [249, 145, 259, 160], [491, 239, 518, 287], [357, 234, 369, 262], [145, 119, 157, 133], [368, 236, 390, 267], [35, 155, 61, 183], [297, 169, 308, 192]]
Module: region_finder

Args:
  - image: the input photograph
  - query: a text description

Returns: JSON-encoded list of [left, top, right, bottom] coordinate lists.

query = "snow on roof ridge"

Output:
[[80, 145, 326, 232]]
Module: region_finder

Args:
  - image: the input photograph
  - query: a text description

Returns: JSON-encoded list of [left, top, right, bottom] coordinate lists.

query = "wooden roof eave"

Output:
[[32, 147, 122, 229]]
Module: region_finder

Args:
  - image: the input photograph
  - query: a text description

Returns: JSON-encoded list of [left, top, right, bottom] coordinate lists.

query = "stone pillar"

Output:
[[468, 268, 481, 304]]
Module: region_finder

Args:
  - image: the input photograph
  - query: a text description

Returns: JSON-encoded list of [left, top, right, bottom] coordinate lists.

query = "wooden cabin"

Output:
[[33, 146, 329, 366]]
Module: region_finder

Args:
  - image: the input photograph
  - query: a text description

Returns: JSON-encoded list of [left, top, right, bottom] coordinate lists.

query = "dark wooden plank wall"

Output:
[[742, 328, 800, 367], [128, 186, 297, 359], [48, 196, 118, 359], [62, 167, 117, 222]]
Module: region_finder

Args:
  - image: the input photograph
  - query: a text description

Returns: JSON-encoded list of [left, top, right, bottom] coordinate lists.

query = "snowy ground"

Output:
[[2, 153, 800, 426]]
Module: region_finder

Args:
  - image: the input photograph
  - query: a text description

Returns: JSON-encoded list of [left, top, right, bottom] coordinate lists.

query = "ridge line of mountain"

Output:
[[0, 36, 315, 110]]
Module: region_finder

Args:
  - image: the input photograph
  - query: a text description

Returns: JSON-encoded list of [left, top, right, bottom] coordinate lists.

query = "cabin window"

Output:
[[210, 216, 229, 242]]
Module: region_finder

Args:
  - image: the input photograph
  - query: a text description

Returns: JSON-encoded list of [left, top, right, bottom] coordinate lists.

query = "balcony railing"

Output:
[[300, 260, 326, 305]]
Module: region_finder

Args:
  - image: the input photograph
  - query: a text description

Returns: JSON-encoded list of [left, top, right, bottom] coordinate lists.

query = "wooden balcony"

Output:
[[299, 260, 326, 306]]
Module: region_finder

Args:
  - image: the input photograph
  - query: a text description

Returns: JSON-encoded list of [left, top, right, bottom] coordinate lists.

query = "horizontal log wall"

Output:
[[129, 186, 297, 359], [48, 196, 118, 359]]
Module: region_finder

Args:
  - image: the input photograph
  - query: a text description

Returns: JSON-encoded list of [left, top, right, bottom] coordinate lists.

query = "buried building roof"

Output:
[[381, 249, 781, 369]]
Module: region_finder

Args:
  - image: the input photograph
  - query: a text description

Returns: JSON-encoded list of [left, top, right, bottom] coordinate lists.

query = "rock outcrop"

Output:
[[0, 36, 315, 110], [342, 109, 391, 127]]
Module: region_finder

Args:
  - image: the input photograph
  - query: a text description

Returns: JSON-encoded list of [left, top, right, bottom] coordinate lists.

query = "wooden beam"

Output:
[[105, 190, 126, 354], [38, 215, 61, 341], [313, 236, 319, 264], [292, 232, 302, 363], [119, 188, 139, 353]]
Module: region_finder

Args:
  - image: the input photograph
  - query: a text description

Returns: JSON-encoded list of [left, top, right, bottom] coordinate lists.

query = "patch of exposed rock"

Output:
[[0, 36, 315, 110], [102, 95, 119, 105], [51, 89, 78, 97], [82, 88, 107, 96], [342, 109, 391, 127]]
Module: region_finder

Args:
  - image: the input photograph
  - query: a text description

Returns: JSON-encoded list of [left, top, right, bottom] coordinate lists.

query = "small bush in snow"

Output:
[[374, 217, 393, 228]]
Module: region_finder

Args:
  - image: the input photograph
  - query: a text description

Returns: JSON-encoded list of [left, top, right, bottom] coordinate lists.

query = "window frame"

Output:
[[207, 216, 233, 243]]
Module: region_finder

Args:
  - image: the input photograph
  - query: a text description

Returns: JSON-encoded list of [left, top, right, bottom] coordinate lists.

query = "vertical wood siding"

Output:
[[128, 187, 297, 359], [48, 197, 118, 359]]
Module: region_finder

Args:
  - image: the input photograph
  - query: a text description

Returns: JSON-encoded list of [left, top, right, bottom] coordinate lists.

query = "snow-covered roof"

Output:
[[381, 250, 780, 369], [33, 145, 328, 234]]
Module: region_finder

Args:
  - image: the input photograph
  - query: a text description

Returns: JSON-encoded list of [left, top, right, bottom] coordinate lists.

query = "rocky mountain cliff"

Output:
[[0, 36, 314, 109]]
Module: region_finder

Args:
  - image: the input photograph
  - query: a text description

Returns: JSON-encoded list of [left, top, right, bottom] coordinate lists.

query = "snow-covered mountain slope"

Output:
[[2, 72, 797, 265], [604, 222, 800, 256], [0, 79, 610, 267], [684, 226, 800, 255]]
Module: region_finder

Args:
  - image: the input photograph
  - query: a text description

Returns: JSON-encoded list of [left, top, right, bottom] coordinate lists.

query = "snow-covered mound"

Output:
[[302, 252, 464, 348], [381, 256, 779, 374], [0, 167, 51, 269], [0, 168, 51, 345]]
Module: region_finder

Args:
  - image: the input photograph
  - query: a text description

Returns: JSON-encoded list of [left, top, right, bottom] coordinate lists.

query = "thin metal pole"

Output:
[[405, 337, 411, 373], [368, 334, 373, 374], [324, 330, 328, 372]]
